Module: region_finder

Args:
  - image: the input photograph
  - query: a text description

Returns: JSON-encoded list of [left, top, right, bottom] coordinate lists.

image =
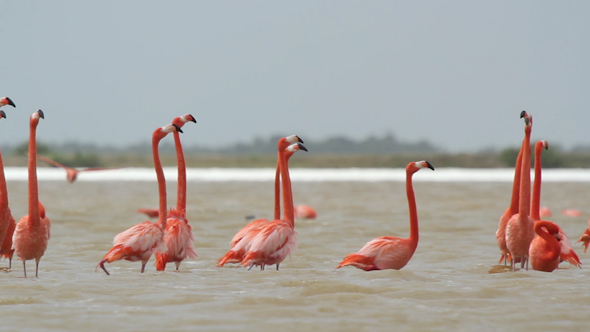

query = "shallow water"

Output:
[[1, 169, 589, 331]]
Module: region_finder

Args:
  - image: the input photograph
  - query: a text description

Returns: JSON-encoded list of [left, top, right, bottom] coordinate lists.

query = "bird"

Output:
[[96, 123, 182, 275], [0, 111, 16, 269], [37, 155, 118, 183], [12, 110, 51, 278], [505, 112, 536, 271], [529, 140, 580, 268], [539, 206, 552, 218], [561, 209, 582, 217], [217, 137, 306, 267], [0, 97, 15, 108], [336, 160, 434, 271], [529, 221, 562, 272], [576, 218, 590, 253], [239, 136, 307, 270], [294, 205, 317, 219], [155, 114, 198, 271]]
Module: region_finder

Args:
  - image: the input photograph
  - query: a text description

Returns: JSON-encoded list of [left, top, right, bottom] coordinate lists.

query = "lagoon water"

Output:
[[1, 167, 589, 331]]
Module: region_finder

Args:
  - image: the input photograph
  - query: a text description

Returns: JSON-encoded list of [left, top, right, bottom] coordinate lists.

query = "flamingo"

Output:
[[562, 209, 582, 217], [239, 137, 308, 271], [529, 140, 580, 268], [529, 221, 562, 272], [576, 218, 590, 253], [155, 114, 198, 271], [0, 111, 16, 269], [12, 110, 51, 278], [96, 123, 182, 275], [539, 207, 552, 217], [0, 97, 15, 108], [336, 160, 434, 271], [294, 205, 317, 219], [505, 112, 535, 271], [217, 137, 306, 267], [37, 155, 118, 183]]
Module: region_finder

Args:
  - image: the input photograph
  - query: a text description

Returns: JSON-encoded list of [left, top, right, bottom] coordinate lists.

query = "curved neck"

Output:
[[0, 143, 8, 215], [405, 169, 418, 245], [173, 131, 186, 211], [278, 149, 295, 226], [153, 132, 167, 228], [274, 160, 281, 220], [534, 221, 560, 261], [518, 128, 531, 217], [28, 119, 40, 223], [531, 143, 543, 221], [509, 140, 525, 214]]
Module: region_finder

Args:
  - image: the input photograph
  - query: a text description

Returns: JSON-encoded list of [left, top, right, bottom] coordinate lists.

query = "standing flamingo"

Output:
[[529, 140, 580, 267], [96, 123, 182, 275], [217, 137, 306, 267], [294, 205, 317, 219], [529, 221, 562, 272], [0, 111, 16, 269], [239, 137, 307, 271], [12, 110, 51, 278], [155, 114, 198, 271], [0, 97, 15, 108], [505, 112, 535, 271], [336, 160, 434, 271], [37, 155, 118, 183]]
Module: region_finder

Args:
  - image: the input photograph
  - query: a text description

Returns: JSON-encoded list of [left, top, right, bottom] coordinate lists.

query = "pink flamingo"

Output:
[[294, 205, 317, 219], [37, 155, 118, 183], [12, 110, 51, 278], [505, 112, 535, 271], [336, 161, 434, 271], [155, 114, 198, 271], [0, 97, 15, 108], [239, 137, 308, 271], [0, 111, 16, 269], [562, 209, 582, 217], [96, 123, 182, 275], [529, 221, 562, 272], [576, 218, 590, 253], [218, 137, 306, 267], [529, 140, 580, 268], [539, 207, 552, 217]]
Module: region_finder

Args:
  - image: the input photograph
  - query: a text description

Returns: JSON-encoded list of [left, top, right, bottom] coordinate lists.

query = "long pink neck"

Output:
[[173, 131, 186, 211], [274, 160, 281, 220], [278, 148, 295, 226], [28, 119, 40, 223], [518, 127, 532, 217], [509, 139, 525, 214], [405, 166, 418, 246], [534, 221, 560, 261], [531, 142, 544, 221], [0, 134, 8, 217], [153, 131, 167, 228]]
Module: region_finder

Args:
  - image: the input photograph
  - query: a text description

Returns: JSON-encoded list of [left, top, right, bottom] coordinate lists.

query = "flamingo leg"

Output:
[[276, 263, 280, 271], [8, 257, 11, 269], [175, 262, 180, 270], [23, 260, 27, 278], [141, 262, 146, 273], [248, 263, 255, 271], [35, 258, 40, 278]]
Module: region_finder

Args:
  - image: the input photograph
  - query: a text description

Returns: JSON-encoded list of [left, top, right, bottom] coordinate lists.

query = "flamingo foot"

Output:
[[22, 260, 27, 278], [35, 259, 40, 278], [97, 259, 110, 275], [141, 263, 146, 273], [276, 263, 280, 271]]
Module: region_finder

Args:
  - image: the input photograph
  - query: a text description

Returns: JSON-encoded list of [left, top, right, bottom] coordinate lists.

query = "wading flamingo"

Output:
[[294, 205, 317, 219], [0, 97, 15, 108], [155, 114, 198, 271], [37, 155, 118, 183], [576, 219, 590, 253], [505, 112, 535, 271], [529, 140, 580, 268], [12, 110, 51, 278], [217, 137, 306, 267], [496, 114, 526, 265], [529, 221, 561, 272], [96, 123, 182, 275], [336, 160, 434, 271], [0, 111, 16, 268], [239, 137, 307, 271]]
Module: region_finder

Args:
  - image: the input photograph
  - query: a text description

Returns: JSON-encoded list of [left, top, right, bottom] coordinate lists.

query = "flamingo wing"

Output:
[[241, 221, 297, 267], [230, 218, 269, 248], [338, 237, 413, 271], [113, 221, 166, 254], [558, 229, 581, 267]]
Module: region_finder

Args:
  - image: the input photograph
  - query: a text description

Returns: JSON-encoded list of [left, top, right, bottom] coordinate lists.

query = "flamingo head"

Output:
[[541, 140, 548, 150], [279, 135, 304, 151], [522, 111, 533, 127], [408, 160, 435, 174], [0, 97, 15, 108], [286, 135, 304, 144], [173, 114, 197, 128], [154, 123, 183, 141], [31, 110, 44, 124], [285, 142, 308, 159], [0, 110, 5, 119]]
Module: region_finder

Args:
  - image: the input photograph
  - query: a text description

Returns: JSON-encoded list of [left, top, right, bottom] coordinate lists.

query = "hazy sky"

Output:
[[1, 1, 588, 152]]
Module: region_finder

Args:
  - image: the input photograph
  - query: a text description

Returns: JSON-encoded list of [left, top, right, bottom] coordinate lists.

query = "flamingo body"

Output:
[[155, 209, 198, 271], [337, 236, 415, 271], [529, 221, 561, 272], [294, 205, 317, 219], [562, 209, 582, 217], [241, 220, 297, 269]]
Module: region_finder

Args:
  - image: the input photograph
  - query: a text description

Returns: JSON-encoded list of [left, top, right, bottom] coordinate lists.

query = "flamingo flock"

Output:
[[0, 97, 588, 277]]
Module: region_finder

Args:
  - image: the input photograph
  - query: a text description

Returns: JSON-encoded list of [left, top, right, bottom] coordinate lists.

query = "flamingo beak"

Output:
[[296, 135, 304, 144], [38, 109, 45, 119], [425, 161, 434, 170], [0, 111, 5, 119], [520, 110, 527, 118], [6, 97, 15, 107], [297, 143, 308, 152], [172, 123, 183, 133]]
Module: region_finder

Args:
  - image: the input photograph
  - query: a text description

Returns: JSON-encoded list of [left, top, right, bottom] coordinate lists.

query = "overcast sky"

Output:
[[1, 1, 588, 152]]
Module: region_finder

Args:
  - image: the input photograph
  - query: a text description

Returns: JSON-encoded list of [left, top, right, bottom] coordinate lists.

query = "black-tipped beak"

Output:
[[425, 161, 434, 170], [6, 98, 15, 107], [298, 143, 308, 152], [545, 143, 549, 150], [520, 110, 526, 118], [296, 135, 304, 144], [0, 110, 6, 119], [173, 123, 183, 133], [38, 109, 44, 119], [189, 114, 197, 123], [524, 117, 530, 126]]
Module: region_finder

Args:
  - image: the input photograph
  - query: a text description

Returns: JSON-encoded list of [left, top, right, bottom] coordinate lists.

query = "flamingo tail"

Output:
[[217, 250, 244, 267], [155, 252, 168, 271], [336, 254, 379, 271]]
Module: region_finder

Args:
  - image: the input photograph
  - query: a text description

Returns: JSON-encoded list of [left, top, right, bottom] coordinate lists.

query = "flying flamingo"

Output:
[[336, 160, 434, 271], [12, 110, 51, 278], [96, 123, 182, 275], [529, 140, 580, 268], [294, 205, 317, 219], [0, 97, 15, 108], [217, 137, 306, 267], [239, 137, 308, 271], [505, 112, 535, 271], [576, 218, 590, 253], [529, 221, 562, 272], [155, 114, 198, 271], [0, 111, 16, 269], [37, 155, 118, 183]]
